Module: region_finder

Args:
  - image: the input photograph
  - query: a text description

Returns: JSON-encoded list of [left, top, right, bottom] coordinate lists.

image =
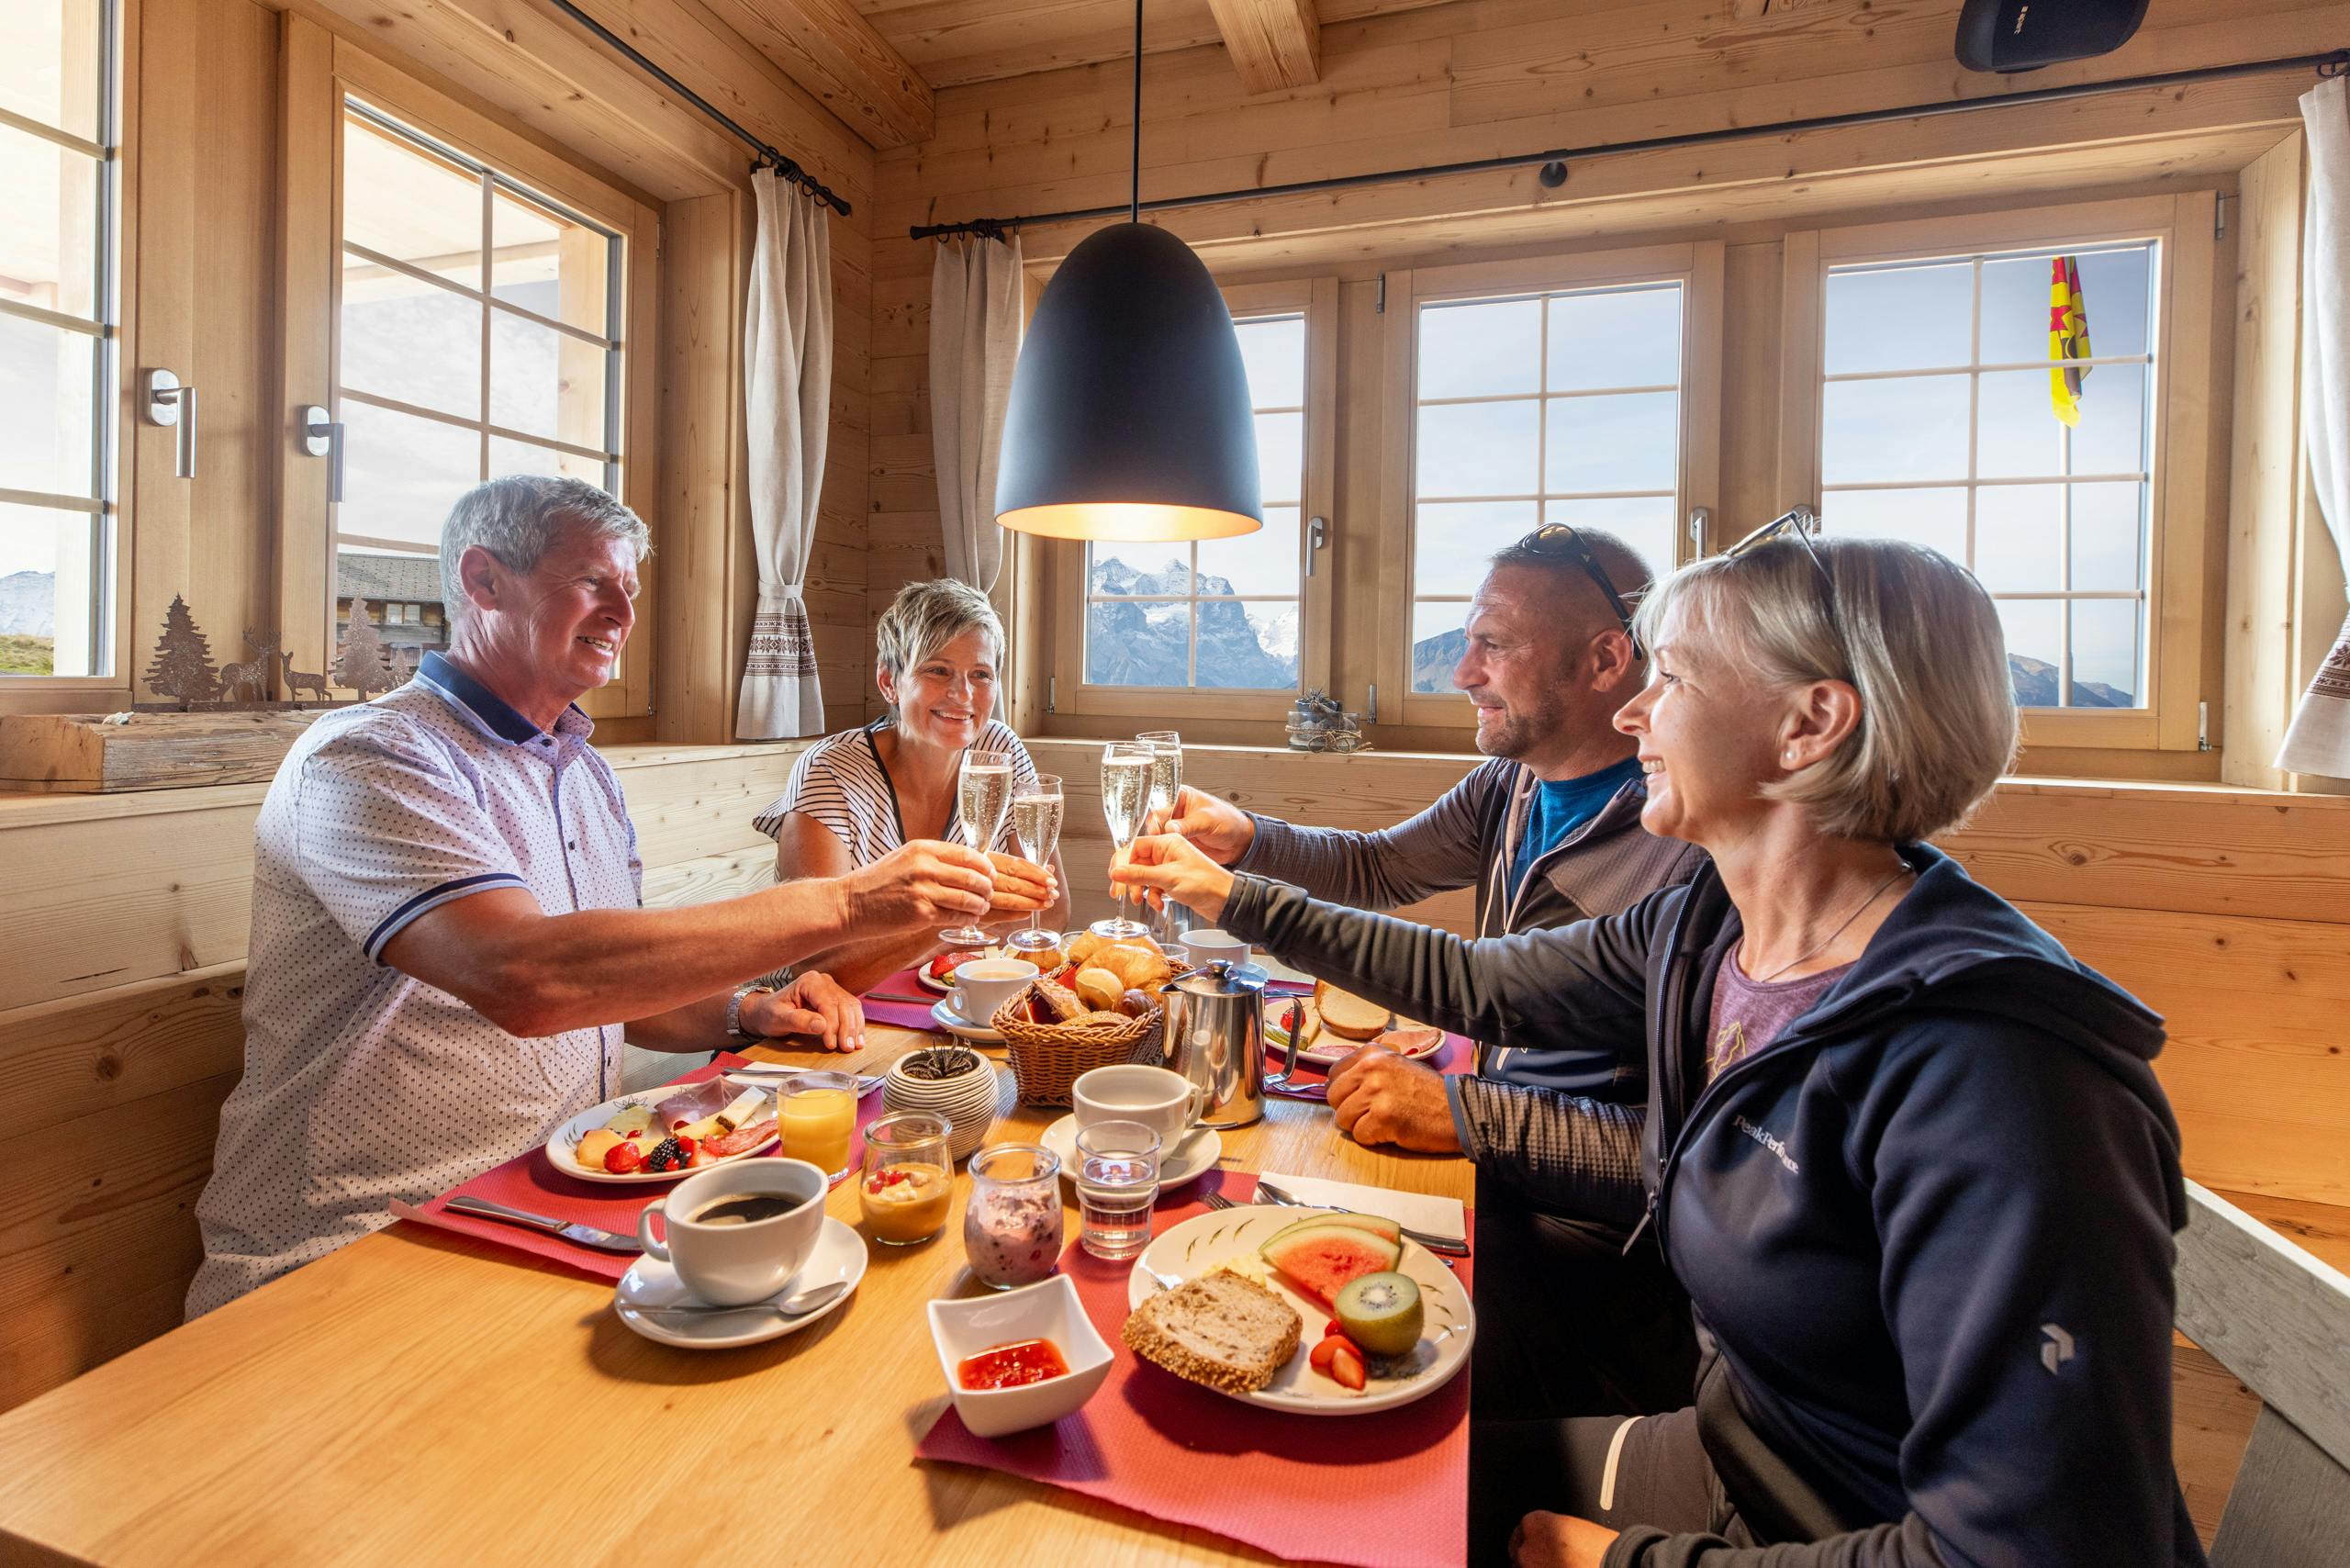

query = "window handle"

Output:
[[303, 406, 345, 502], [144, 369, 196, 479], [1306, 515, 1327, 577]]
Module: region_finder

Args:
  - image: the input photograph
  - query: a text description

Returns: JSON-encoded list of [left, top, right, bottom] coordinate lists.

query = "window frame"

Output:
[[1, 0, 130, 700], [1779, 195, 2218, 753], [1046, 274, 1338, 722], [278, 40, 662, 722], [1378, 241, 1724, 732]]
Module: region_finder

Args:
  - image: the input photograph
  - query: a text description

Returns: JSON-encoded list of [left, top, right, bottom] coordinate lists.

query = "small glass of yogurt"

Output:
[[963, 1143, 1064, 1291]]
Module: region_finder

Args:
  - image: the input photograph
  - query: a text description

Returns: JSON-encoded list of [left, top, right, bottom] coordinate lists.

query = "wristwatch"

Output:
[[726, 982, 777, 1042]]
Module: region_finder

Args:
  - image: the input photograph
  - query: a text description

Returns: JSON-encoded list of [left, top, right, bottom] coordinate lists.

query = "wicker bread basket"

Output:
[[990, 968, 1191, 1107]]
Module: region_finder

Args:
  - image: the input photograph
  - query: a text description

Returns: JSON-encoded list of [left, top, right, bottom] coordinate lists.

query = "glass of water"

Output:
[[1075, 1119, 1161, 1260]]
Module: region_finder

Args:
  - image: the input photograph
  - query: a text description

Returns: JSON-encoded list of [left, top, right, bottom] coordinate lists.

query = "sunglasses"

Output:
[[1723, 507, 1837, 602], [1512, 523, 1636, 635]]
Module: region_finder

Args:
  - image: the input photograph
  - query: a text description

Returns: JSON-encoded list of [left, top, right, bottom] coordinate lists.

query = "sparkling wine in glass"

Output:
[[1093, 742, 1156, 939], [1135, 731, 1182, 937], [1004, 774, 1064, 959], [940, 747, 1015, 950]]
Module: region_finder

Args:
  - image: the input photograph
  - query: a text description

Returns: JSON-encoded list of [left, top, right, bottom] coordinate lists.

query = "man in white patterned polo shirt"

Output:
[[188, 477, 1051, 1316]]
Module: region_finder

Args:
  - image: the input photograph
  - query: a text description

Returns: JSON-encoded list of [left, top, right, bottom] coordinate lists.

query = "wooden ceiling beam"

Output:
[[699, 0, 935, 149], [1205, 0, 1322, 93]]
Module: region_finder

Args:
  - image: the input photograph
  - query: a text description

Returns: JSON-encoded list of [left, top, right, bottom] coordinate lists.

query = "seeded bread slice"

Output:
[[1123, 1271, 1303, 1395]]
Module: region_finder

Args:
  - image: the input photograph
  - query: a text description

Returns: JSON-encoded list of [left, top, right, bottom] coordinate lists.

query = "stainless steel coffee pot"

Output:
[[1160, 960, 1266, 1128]]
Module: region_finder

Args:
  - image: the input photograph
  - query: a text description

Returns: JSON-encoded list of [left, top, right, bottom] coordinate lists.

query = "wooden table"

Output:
[[0, 1025, 1472, 1566]]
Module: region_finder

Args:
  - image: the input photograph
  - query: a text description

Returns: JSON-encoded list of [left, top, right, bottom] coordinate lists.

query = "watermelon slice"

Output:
[[1263, 1212, 1404, 1248], [1259, 1217, 1404, 1309]]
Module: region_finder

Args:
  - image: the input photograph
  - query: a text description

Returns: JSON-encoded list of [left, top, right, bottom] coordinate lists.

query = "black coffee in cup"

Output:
[[688, 1192, 800, 1226]]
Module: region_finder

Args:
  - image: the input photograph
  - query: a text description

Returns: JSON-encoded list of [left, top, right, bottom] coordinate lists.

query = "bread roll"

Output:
[[1118, 989, 1153, 1019], [1072, 966, 1125, 1013]]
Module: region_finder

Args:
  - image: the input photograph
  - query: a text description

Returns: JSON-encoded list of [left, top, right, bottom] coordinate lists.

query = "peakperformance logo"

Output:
[[1732, 1114, 1800, 1175]]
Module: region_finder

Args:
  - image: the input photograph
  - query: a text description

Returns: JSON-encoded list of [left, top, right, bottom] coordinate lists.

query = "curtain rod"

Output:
[[912, 47, 2347, 241], [543, 0, 852, 217]]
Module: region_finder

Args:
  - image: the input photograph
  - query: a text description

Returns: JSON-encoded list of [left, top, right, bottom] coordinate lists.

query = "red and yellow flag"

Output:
[[2049, 255, 2091, 427]]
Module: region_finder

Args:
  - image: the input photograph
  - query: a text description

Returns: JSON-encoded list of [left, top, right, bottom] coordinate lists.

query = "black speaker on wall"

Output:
[[1955, 0, 2152, 72]]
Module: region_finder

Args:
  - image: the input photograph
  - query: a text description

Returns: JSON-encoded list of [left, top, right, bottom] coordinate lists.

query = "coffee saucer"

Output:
[[1039, 1114, 1221, 1190], [614, 1216, 867, 1350], [929, 997, 1005, 1044]]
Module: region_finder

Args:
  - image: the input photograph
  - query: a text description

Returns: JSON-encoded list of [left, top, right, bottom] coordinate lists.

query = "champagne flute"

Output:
[[1093, 741, 1156, 939], [939, 746, 1016, 950], [1003, 774, 1064, 960], [1136, 731, 1183, 937]]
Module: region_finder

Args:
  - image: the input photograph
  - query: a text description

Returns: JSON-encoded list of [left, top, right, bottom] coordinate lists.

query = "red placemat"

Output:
[[862, 966, 956, 1031], [917, 1170, 1474, 1567], [390, 1055, 890, 1282]]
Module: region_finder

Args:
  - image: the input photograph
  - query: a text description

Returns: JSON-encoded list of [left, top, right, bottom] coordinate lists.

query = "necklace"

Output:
[[1743, 863, 1912, 984]]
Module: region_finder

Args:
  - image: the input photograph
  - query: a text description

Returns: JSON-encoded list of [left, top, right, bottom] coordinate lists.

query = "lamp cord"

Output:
[[1130, 0, 1142, 223]]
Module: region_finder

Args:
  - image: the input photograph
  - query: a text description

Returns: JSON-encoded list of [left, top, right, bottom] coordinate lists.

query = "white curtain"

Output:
[[928, 233, 1024, 592], [2278, 76, 2350, 778], [736, 170, 834, 740]]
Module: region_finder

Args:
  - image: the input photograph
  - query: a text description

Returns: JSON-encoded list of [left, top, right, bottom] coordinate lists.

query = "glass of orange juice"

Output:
[[779, 1072, 858, 1182]]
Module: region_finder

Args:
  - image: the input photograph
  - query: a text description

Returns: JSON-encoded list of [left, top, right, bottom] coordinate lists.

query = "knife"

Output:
[[446, 1195, 643, 1254]]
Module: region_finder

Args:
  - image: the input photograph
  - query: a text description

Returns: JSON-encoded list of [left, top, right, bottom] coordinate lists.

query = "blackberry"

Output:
[[646, 1136, 683, 1172]]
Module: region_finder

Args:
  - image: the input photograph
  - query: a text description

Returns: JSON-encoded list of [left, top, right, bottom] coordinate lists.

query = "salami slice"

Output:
[[703, 1118, 777, 1158]]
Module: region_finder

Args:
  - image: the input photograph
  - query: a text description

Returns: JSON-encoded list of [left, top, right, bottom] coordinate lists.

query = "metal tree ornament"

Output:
[[132, 597, 405, 710]]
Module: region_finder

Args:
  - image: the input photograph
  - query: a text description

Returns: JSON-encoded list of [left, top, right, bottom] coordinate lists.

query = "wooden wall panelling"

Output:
[[1940, 781, 2350, 924], [2222, 132, 2313, 790]]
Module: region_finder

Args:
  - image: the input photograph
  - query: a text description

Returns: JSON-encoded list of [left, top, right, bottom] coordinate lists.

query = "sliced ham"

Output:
[[1376, 1026, 1444, 1058]]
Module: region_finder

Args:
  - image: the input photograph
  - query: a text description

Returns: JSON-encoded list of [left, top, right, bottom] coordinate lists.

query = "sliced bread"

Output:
[[1313, 980, 1393, 1042], [1123, 1271, 1303, 1395]]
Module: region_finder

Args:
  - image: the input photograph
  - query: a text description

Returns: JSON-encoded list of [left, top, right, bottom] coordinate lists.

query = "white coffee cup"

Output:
[[1181, 928, 1249, 970], [1073, 1063, 1207, 1148], [636, 1158, 827, 1305], [951, 957, 1039, 1024]]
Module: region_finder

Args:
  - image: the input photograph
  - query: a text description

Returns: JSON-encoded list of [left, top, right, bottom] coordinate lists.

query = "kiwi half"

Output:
[[1331, 1271, 1424, 1357]]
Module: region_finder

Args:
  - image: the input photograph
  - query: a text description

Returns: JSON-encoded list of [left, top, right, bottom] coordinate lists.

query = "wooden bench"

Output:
[[2177, 1182, 2350, 1563]]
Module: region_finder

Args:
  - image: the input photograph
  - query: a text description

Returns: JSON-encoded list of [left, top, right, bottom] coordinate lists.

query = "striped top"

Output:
[[753, 717, 1041, 865]]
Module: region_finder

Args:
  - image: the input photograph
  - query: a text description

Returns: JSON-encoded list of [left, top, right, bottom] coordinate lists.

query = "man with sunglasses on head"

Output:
[[1147, 525, 1705, 1419]]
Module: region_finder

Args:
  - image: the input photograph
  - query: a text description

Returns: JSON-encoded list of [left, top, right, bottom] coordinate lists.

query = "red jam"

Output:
[[957, 1338, 1069, 1390]]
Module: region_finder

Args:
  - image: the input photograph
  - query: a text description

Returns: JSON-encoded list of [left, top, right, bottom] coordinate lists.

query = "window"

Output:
[[332, 99, 623, 666], [1407, 279, 1685, 692], [1053, 276, 1335, 719], [1082, 314, 1305, 691], [1818, 242, 2158, 710], [0, 1, 117, 679]]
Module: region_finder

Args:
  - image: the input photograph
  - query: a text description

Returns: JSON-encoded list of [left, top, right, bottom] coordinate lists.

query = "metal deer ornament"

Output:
[[131, 598, 408, 711]]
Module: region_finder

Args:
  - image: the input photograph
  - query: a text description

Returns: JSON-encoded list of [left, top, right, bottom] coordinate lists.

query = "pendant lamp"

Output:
[[993, 2, 1262, 543]]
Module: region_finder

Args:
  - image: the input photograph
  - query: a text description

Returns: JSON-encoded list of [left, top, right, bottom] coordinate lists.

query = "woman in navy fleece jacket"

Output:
[[1115, 529, 2203, 1568]]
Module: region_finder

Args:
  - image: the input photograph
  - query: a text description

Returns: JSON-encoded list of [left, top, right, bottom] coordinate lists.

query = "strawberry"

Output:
[[603, 1140, 643, 1175], [1329, 1342, 1367, 1392]]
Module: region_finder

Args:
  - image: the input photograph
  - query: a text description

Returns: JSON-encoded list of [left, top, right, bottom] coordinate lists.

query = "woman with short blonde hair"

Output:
[[753, 579, 1066, 1002], [1116, 526, 2201, 1567]]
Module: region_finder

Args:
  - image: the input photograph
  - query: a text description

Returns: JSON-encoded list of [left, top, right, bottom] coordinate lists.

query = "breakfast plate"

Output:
[[545, 1084, 778, 1184], [615, 1216, 867, 1349], [929, 996, 1005, 1044], [1125, 1205, 1472, 1415], [1040, 1114, 1221, 1190], [1262, 1001, 1447, 1070], [918, 948, 987, 994]]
